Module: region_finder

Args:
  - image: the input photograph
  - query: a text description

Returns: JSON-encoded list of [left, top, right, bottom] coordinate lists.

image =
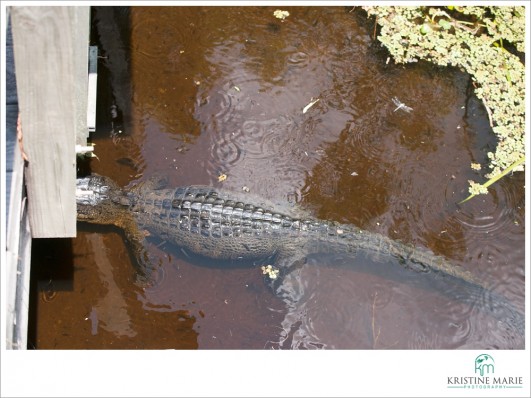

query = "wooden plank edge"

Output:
[[5, 141, 32, 350]]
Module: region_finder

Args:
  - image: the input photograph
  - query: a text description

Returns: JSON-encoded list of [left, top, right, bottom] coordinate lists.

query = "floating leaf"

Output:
[[420, 23, 431, 35], [438, 19, 452, 30]]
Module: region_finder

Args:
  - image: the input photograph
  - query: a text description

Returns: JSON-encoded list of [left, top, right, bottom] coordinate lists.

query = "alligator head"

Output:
[[76, 174, 131, 225]]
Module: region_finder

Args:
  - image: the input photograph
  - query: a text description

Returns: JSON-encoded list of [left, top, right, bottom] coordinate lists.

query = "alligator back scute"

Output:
[[130, 186, 288, 262]]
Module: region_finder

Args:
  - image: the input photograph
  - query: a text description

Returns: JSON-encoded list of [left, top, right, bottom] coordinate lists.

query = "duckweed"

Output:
[[363, 6, 525, 196]]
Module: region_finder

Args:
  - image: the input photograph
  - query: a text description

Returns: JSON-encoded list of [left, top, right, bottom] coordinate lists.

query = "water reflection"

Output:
[[86, 233, 137, 338]]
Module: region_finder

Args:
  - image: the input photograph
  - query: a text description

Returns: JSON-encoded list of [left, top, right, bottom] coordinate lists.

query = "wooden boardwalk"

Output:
[[5, 6, 91, 349]]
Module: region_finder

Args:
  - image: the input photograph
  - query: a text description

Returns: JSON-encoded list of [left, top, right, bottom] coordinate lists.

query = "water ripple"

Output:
[[197, 88, 234, 128], [287, 51, 310, 68], [209, 130, 243, 167]]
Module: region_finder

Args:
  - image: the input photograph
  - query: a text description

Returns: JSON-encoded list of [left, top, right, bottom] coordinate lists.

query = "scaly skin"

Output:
[[76, 174, 524, 334], [76, 174, 479, 285]]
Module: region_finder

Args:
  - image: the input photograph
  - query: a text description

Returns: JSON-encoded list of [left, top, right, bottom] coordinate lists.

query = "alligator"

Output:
[[76, 174, 524, 333]]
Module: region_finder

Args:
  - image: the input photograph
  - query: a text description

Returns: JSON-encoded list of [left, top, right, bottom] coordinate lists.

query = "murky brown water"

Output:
[[29, 6, 525, 349]]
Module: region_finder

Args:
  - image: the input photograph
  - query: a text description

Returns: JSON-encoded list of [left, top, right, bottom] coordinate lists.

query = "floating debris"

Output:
[[218, 174, 227, 182], [303, 98, 320, 114], [233, 86, 240, 92], [273, 10, 290, 20], [471, 163, 482, 171], [350, 171, 358, 176], [261, 265, 279, 279], [242, 186, 250, 192], [392, 97, 413, 113]]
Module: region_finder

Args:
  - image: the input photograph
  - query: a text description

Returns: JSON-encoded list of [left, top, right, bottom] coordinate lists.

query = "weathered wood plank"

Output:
[[5, 111, 32, 350], [6, 145, 31, 349], [5, 11, 31, 350], [10, 6, 89, 237], [72, 8, 90, 145]]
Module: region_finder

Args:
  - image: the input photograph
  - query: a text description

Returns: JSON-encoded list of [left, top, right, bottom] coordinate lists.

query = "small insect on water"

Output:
[[392, 97, 413, 113]]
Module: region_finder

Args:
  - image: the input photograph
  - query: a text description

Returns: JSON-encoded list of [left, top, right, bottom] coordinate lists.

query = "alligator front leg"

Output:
[[112, 212, 158, 283]]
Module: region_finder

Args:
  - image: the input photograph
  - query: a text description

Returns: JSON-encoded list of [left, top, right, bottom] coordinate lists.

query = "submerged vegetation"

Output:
[[363, 6, 525, 200]]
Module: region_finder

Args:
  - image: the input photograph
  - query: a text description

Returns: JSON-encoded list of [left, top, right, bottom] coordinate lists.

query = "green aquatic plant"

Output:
[[459, 156, 525, 204], [363, 6, 525, 200]]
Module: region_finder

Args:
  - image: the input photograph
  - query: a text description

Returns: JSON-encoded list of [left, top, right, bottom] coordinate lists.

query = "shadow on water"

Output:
[[29, 226, 199, 349], [30, 6, 525, 349], [28, 239, 74, 348]]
